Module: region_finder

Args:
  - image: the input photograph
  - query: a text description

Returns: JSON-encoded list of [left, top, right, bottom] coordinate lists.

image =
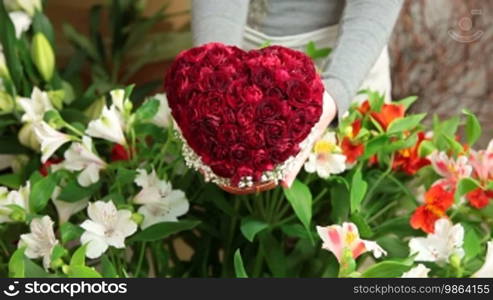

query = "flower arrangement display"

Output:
[[165, 43, 325, 190], [0, 0, 492, 279]]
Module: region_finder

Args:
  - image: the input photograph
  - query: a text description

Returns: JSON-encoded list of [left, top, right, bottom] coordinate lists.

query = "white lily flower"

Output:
[[304, 131, 346, 178], [134, 168, 189, 229], [150, 93, 172, 128], [51, 186, 88, 224], [18, 87, 53, 123], [409, 218, 464, 264], [33, 121, 72, 163], [0, 183, 30, 223], [472, 240, 493, 278], [401, 264, 431, 278], [86, 105, 127, 145], [63, 136, 107, 187], [8, 11, 31, 38], [18, 216, 58, 270], [80, 201, 137, 259]]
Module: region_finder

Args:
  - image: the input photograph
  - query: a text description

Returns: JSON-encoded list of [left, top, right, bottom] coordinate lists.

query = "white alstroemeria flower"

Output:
[[316, 222, 386, 263], [8, 11, 31, 38], [401, 264, 431, 278], [304, 131, 347, 178], [80, 201, 137, 259], [18, 216, 58, 270], [150, 93, 171, 128], [86, 105, 127, 145], [33, 121, 72, 163], [63, 136, 107, 187], [0, 183, 30, 223], [51, 186, 88, 224], [472, 240, 493, 278], [18, 87, 53, 123], [134, 168, 189, 229], [409, 218, 464, 264]]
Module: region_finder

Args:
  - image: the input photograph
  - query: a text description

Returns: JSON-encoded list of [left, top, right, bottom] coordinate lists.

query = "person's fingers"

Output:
[[280, 92, 337, 188]]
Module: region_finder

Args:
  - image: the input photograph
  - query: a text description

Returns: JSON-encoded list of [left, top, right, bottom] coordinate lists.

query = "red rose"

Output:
[[286, 79, 312, 108], [256, 97, 288, 121], [264, 120, 288, 146], [253, 149, 274, 171]]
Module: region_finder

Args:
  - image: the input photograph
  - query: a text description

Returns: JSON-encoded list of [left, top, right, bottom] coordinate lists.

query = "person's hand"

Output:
[[280, 91, 337, 188], [220, 91, 337, 194]]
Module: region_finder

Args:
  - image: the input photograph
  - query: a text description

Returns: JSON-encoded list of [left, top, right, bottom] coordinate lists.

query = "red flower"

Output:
[[341, 137, 364, 165], [164, 43, 323, 183], [393, 132, 431, 175], [410, 181, 455, 233], [39, 157, 64, 177], [466, 188, 493, 209], [358, 100, 371, 115], [111, 144, 130, 162], [371, 103, 405, 130]]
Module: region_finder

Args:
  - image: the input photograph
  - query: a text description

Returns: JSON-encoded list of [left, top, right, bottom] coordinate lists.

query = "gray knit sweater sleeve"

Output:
[[191, 0, 403, 117], [323, 0, 403, 117]]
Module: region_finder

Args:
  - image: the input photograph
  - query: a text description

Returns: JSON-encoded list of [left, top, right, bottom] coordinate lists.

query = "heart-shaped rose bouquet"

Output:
[[164, 43, 325, 190]]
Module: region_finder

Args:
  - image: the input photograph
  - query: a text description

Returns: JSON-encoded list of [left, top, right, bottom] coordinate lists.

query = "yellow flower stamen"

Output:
[[345, 231, 358, 245], [314, 140, 336, 154]]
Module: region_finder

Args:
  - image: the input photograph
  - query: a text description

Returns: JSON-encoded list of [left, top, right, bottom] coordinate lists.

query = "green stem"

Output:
[[363, 154, 394, 206], [368, 201, 398, 223], [134, 242, 146, 277]]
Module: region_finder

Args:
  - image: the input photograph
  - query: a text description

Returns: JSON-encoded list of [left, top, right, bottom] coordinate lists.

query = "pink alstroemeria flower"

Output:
[[428, 151, 472, 182], [469, 140, 493, 182], [316, 222, 386, 263]]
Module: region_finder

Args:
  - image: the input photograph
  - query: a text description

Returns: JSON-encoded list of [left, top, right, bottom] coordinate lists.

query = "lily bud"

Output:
[[84, 97, 106, 120], [131, 212, 144, 225], [10, 209, 26, 222], [31, 33, 55, 82], [18, 123, 40, 151], [51, 258, 64, 269], [0, 52, 10, 79], [0, 91, 14, 113], [11, 154, 29, 174]]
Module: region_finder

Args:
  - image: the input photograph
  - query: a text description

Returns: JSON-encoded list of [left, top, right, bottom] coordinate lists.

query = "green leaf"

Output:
[[233, 249, 248, 278], [259, 233, 287, 277], [463, 227, 481, 259], [32, 12, 56, 46], [68, 265, 102, 278], [25, 259, 53, 277], [29, 173, 58, 212], [350, 213, 373, 238], [463, 109, 482, 147], [443, 133, 464, 155], [350, 167, 367, 213], [418, 140, 436, 157], [383, 133, 418, 153], [63, 23, 100, 62], [305, 41, 332, 60], [101, 255, 118, 278], [60, 222, 83, 244], [0, 136, 30, 154], [240, 217, 268, 242], [361, 260, 412, 278], [394, 96, 418, 109], [130, 220, 200, 242], [330, 183, 349, 223], [70, 244, 87, 267], [0, 1, 23, 88], [0, 173, 23, 189], [50, 244, 66, 264], [387, 113, 426, 134], [283, 180, 312, 234], [363, 135, 389, 159], [455, 177, 480, 203], [9, 247, 25, 278], [135, 99, 159, 121], [58, 179, 101, 203]]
